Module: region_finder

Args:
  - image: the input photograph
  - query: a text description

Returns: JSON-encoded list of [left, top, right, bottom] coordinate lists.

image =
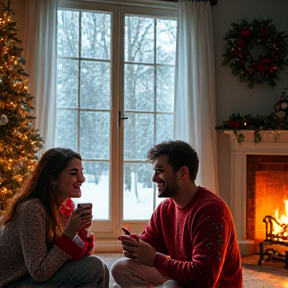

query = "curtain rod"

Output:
[[162, 0, 217, 5]]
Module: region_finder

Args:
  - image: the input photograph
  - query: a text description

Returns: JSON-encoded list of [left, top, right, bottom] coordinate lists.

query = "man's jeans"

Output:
[[111, 258, 183, 288]]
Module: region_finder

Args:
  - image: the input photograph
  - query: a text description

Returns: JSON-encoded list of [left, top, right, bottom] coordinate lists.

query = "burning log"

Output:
[[263, 215, 288, 243]]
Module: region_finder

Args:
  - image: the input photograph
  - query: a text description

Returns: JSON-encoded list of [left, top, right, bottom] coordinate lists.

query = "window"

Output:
[[57, 0, 177, 241]]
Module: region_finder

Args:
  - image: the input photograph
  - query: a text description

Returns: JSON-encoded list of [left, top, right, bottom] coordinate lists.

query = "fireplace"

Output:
[[224, 130, 288, 256], [246, 154, 288, 247]]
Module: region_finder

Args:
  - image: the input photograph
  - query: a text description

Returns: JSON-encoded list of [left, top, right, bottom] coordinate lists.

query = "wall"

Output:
[[10, 0, 26, 49], [10, 0, 288, 210], [212, 0, 288, 208]]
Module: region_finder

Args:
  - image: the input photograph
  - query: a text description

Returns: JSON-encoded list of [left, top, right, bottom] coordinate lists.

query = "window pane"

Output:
[[123, 15, 176, 221], [156, 19, 177, 64], [124, 113, 154, 160], [156, 114, 173, 143], [57, 8, 113, 227], [125, 16, 154, 63], [157, 66, 174, 113], [57, 10, 79, 57], [81, 12, 111, 60], [123, 163, 154, 220], [57, 58, 78, 108], [56, 109, 78, 151], [124, 64, 154, 111], [80, 61, 110, 109], [80, 111, 110, 159], [74, 161, 109, 220]]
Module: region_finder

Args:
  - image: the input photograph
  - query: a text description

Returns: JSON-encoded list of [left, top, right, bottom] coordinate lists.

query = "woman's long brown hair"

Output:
[[3, 147, 82, 243]]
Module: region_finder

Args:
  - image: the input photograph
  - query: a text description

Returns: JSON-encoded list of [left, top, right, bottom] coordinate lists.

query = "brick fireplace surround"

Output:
[[224, 130, 288, 256]]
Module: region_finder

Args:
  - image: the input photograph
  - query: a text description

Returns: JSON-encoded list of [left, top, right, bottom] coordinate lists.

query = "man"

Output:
[[111, 140, 242, 287]]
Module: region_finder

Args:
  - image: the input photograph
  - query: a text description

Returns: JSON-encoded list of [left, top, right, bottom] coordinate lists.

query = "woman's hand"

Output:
[[62, 207, 93, 240]]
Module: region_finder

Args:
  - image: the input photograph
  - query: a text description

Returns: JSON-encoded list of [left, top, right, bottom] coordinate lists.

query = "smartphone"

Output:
[[77, 203, 92, 210], [121, 227, 131, 235]]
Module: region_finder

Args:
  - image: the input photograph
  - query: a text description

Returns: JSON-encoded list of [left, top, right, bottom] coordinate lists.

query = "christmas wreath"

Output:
[[222, 19, 288, 88]]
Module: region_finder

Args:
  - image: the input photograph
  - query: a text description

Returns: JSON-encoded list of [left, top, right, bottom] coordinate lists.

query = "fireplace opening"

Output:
[[246, 155, 288, 251]]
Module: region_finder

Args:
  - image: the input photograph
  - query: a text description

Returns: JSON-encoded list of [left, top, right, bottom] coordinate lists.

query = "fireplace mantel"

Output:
[[224, 130, 288, 152], [223, 130, 288, 256]]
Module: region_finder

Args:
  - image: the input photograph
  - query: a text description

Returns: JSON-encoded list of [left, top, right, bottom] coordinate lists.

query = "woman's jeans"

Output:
[[8, 255, 109, 288]]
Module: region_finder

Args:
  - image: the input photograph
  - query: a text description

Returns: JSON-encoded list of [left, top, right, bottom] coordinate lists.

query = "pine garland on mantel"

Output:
[[215, 113, 288, 144], [216, 112, 288, 131], [216, 90, 288, 144]]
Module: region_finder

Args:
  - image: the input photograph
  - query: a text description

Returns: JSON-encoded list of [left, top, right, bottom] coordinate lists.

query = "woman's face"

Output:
[[52, 157, 85, 204]]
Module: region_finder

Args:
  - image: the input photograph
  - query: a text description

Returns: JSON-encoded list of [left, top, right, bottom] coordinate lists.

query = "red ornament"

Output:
[[234, 121, 241, 128], [240, 29, 249, 36], [228, 121, 234, 128], [264, 27, 270, 35]]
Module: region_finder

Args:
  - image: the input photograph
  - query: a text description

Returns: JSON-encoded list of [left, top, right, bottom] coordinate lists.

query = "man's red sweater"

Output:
[[141, 187, 243, 288]]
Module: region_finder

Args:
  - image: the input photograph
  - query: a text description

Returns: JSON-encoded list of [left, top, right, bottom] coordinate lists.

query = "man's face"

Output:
[[152, 154, 180, 198]]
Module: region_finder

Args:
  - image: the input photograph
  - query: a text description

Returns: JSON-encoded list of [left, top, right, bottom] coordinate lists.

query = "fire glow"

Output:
[[273, 199, 288, 240]]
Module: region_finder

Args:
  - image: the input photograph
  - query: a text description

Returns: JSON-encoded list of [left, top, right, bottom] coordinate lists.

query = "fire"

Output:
[[273, 199, 288, 239]]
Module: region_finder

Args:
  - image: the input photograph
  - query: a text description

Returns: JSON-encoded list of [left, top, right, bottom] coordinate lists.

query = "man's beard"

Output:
[[158, 184, 178, 198]]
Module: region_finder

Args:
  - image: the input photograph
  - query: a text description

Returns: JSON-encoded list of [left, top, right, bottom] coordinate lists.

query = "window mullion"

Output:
[[78, 12, 82, 151]]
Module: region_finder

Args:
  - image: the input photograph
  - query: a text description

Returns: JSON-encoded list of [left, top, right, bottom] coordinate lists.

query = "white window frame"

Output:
[[58, 0, 177, 251]]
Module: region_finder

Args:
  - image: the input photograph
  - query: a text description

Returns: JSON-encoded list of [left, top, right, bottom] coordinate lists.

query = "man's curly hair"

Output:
[[147, 140, 199, 181]]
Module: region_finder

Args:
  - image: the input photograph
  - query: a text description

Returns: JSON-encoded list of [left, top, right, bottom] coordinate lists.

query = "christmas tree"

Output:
[[0, 1, 44, 212]]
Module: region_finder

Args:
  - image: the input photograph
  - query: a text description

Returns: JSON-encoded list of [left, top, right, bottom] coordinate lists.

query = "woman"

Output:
[[0, 147, 109, 287]]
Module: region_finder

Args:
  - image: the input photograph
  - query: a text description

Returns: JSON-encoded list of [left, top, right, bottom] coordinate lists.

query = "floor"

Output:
[[97, 253, 288, 288], [241, 254, 288, 288]]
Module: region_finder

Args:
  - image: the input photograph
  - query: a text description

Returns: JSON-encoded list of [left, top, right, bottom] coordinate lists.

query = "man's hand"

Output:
[[118, 235, 157, 266]]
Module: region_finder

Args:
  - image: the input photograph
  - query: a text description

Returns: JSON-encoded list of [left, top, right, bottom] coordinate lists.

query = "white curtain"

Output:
[[174, 0, 219, 194], [23, 0, 58, 151]]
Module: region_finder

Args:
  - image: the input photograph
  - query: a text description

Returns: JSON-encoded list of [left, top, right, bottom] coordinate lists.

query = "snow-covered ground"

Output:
[[72, 173, 163, 220]]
